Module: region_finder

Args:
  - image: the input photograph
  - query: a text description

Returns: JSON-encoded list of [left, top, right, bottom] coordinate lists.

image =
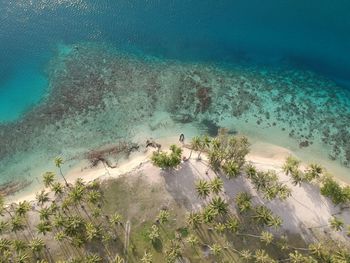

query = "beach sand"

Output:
[[6, 134, 350, 244]]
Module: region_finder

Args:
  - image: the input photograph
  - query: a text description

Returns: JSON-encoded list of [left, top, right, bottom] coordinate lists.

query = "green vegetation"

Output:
[[320, 176, 350, 205], [0, 132, 349, 262], [207, 129, 250, 172], [282, 155, 350, 206], [189, 135, 211, 160], [151, 145, 182, 169]]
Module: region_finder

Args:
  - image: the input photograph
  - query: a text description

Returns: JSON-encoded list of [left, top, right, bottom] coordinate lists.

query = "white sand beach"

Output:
[[6, 134, 350, 244]]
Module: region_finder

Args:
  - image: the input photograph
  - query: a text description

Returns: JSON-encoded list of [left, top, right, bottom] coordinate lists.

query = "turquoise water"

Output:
[[1, 1, 350, 112], [0, 63, 48, 122], [0, 1, 350, 183]]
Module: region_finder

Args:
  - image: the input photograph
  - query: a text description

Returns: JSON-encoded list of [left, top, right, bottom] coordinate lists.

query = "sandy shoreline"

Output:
[[6, 135, 349, 204], [5, 135, 350, 243]]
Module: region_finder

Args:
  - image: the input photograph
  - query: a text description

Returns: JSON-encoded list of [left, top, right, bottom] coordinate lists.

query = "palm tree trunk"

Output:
[[188, 150, 193, 159], [59, 167, 69, 187], [236, 233, 261, 239], [24, 218, 36, 239], [80, 203, 94, 223], [44, 246, 54, 263]]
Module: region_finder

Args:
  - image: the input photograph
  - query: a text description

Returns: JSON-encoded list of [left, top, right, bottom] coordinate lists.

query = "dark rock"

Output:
[[299, 141, 309, 148]]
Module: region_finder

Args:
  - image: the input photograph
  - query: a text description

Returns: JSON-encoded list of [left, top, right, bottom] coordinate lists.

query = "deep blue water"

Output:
[[1, 0, 350, 122]]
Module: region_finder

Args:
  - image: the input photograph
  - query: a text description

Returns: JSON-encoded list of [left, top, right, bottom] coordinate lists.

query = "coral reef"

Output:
[[0, 179, 32, 196], [0, 43, 350, 184]]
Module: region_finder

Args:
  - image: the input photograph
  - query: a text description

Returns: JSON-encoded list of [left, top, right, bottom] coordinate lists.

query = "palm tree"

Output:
[[51, 181, 64, 197], [290, 169, 305, 186], [15, 201, 31, 217], [0, 195, 13, 218], [36, 190, 50, 206], [226, 216, 240, 234], [92, 207, 102, 219], [54, 231, 66, 242], [209, 196, 228, 216], [16, 252, 30, 263], [86, 222, 102, 241], [189, 136, 201, 159], [71, 236, 85, 250], [239, 249, 252, 261], [11, 216, 25, 234], [109, 212, 123, 228], [210, 243, 222, 257], [68, 183, 86, 215], [201, 206, 218, 224], [64, 215, 86, 240], [88, 180, 101, 190], [75, 178, 86, 187], [157, 210, 170, 224], [214, 222, 226, 234], [195, 180, 210, 198], [254, 249, 275, 263], [320, 176, 348, 205], [252, 206, 273, 226], [141, 251, 153, 263], [197, 135, 212, 160], [222, 160, 240, 179], [210, 177, 224, 194], [12, 239, 28, 255], [186, 212, 202, 228], [282, 156, 300, 176], [165, 240, 182, 263], [332, 249, 350, 263], [262, 185, 279, 201], [251, 171, 269, 191], [39, 207, 52, 221], [29, 237, 45, 259], [207, 147, 223, 172], [61, 197, 72, 214], [112, 254, 125, 263], [268, 216, 283, 230], [148, 225, 160, 243], [329, 216, 344, 231], [85, 253, 103, 263], [87, 190, 102, 207], [288, 251, 307, 263], [277, 184, 292, 201], [69, 184, 85, 204], [36, 221, 52, 236], [42, 172, 55, 188], [305, 163, 323, 182], [245, 163, 257, 179], [308, 243, 327, 260], [48, 201, 59, 214], [201, 135, 211, 150], [0, 220, 8, 235], [53, 213, 66, 229], [151, 144, 183, 169], [260, 231, 273, 245], [235, 192, 252, 213], [55, 156, 69, 186], [186, 234, 199, 248], [0, 238, 11, 254]]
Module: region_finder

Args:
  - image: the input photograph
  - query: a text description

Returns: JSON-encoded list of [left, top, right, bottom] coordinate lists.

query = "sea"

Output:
[[0, 0, 349, 187]]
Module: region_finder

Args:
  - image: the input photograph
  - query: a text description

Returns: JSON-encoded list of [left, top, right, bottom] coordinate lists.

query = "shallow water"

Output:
[[0, 1, 350, 185]]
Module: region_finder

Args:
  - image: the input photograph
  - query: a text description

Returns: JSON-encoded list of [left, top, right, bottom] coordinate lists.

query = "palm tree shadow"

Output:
[[161, 162, 203, 211], [152, 238, 163, 252], [220, 174, 315, 238]]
